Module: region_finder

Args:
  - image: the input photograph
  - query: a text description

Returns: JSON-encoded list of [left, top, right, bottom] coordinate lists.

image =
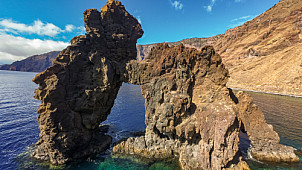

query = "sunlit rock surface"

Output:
[[32, 0, 299, 168]]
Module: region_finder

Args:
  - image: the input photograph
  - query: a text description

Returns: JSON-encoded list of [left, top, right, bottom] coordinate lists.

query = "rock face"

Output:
[[214, 0, 302, 96], [32, 0, 299, 168], [32, 0, 143, 164], [0, 51, 60, 72], [113, 44, 299, 169]]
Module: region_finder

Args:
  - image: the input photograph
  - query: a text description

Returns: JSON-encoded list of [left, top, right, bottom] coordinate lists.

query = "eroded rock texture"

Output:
[[32, 0, 143, 164], [114, 44, 299, 169], [32, 0, 299, 168]]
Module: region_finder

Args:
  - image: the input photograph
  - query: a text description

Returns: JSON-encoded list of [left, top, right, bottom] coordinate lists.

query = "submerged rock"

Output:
[[32, 0, 299, 168]]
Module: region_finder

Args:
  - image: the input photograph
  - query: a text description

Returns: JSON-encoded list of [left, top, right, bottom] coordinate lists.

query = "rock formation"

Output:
[[113, 44, 299, 169], [32, 0, 299, 168], [32, 0, 143, 164]]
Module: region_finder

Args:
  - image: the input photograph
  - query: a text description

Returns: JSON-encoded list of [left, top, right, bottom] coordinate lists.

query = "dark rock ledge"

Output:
[[31, 0, 299, 169]]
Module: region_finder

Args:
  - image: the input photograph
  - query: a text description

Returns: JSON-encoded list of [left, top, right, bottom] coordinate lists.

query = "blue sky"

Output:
[[0, 0, 279, 64]]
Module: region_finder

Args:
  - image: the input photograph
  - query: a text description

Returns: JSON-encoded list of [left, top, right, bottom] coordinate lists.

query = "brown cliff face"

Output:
[[32, 0, 299, 168], [136, 0, 302, 96], [214, 0, 302, 96]]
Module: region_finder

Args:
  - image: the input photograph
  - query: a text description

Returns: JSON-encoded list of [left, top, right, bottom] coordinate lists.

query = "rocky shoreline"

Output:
[[31, 0, 300, 169]]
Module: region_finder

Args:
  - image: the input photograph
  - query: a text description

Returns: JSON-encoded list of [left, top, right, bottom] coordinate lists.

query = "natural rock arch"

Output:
[[32, 0, 299, 169]]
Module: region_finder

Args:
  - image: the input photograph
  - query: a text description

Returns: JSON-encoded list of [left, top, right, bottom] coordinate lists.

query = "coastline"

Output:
[[2, 69, 302, 98], [230, 87, 302, 98]]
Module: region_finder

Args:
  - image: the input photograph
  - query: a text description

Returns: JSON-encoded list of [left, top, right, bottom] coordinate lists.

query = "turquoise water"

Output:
[[0, 70, 301, 169]]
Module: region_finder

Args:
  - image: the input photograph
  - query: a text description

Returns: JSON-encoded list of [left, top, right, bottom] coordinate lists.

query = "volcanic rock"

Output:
[[113, 44, 299, 169], [32, 0, 299, 168], [32, 0, 143, 164]]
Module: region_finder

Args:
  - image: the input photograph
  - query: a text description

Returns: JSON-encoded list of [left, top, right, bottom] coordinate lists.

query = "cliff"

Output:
[[0, 51, 60, 72], [32, 0, 299, 169], [214, 0, 302, 96], [136, 0, 302, 96]]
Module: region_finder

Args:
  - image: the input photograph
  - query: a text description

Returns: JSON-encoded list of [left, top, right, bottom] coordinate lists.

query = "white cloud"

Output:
[[0, 19, 62, 37], [0, 19, 81, 37], [204, 0, 216, 12], [171, 1, 183, 10], [230, 15, 257, 28], [204, 0, 243, 12], [0, 32, 69, 64], [65, 24, 75, 32], [0, 52, 21, 65], [77, 26, 86, 35], [206, 5, 213, 12], [231, 15, 254, 22], [137, 16, 142, 24]]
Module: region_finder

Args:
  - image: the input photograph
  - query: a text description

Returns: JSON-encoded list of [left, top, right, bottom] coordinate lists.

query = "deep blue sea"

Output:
[[0, 70, 301, 169]]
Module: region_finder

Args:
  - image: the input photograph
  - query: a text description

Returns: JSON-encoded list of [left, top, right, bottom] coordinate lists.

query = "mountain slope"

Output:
[[0, 51, 60, 72], [137, 0, 302, 96], [213, 0, 302, 96]]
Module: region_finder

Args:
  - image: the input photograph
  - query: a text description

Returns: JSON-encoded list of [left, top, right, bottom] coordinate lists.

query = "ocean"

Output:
[[0, 70, 301, 169]]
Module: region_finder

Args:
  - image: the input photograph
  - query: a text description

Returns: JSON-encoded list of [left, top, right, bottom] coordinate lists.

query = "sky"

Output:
[[0, 0, 280, 64]]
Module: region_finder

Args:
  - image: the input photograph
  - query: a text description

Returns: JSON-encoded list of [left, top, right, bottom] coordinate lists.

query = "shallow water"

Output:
[[0, 70, 301, 169]]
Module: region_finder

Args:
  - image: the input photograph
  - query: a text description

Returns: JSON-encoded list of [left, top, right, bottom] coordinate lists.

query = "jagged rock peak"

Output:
[[31, 0, 143, 165], [84, 0, 143, 40]]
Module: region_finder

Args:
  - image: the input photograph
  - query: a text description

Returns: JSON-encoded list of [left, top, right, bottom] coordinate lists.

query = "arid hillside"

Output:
[[137, 0, 302, 96], [214, 0, 302, 96]]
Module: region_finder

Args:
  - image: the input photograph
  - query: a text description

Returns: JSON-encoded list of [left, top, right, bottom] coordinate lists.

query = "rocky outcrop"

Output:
[[113, 44, 299, 169], [115, 44, 240, 169], [32, 0, 299, 168], [0, 51, 60, 72], [236, 92, 299, 163], [31, 0, 143, 164]]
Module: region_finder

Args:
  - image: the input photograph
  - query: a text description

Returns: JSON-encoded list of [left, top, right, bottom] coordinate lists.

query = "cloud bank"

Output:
[[0, 33, 69, 64], [0, 19, 84, 37], [0, 19, 73, 64], [0, 19, 87, 64]]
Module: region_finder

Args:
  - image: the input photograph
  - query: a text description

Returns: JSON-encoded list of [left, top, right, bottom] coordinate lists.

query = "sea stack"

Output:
[[32, 0, 299, 168], [32, 0, 143, 164]]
